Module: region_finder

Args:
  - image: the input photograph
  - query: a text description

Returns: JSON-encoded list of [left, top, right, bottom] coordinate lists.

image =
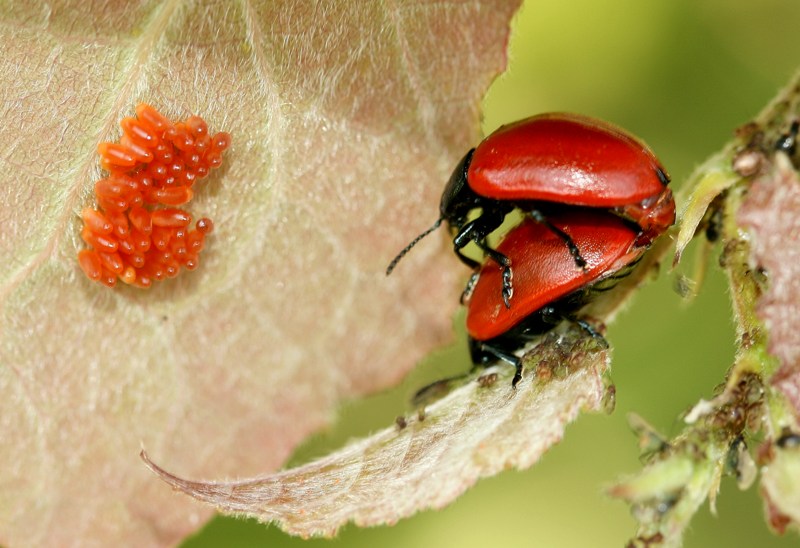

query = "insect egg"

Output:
[[77, 103, 231, 288]]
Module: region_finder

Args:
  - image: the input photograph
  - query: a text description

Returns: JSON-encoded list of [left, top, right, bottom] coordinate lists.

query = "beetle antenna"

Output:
[[386, 218, 443, 275]]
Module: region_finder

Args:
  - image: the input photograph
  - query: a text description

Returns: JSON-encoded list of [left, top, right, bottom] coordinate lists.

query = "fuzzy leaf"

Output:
[[0, 1, 520, 545], [739, 155, 800, 412], [739, 153, 800, 533], [142, 326, 612, 537]]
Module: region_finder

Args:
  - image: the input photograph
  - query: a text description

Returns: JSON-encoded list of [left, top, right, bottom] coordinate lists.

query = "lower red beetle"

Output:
[[387, 113, 675, 308], [465, 207, 646, 387]]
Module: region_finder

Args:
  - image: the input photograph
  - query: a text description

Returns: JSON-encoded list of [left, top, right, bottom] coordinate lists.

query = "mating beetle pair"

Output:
[[388, 113, 676, 387]]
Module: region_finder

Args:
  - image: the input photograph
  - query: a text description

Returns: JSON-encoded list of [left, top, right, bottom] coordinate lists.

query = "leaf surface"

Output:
[[0, 1, 520, 545], [142, 327, 611, 537]]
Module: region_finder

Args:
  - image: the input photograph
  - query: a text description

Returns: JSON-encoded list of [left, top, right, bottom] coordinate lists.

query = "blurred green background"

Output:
[[184, 1, 800, 546]]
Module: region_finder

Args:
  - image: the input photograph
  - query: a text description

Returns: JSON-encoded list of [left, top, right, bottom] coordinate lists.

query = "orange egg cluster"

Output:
[[78, 103, 231, 288]]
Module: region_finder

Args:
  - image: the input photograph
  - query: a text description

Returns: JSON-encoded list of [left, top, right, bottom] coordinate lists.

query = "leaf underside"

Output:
[[142, 326, 611, 538]]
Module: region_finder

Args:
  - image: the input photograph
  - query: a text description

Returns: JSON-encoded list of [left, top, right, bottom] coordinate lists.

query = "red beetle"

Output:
[[387, 113, 675, 307], [465, 208, 646, 387]]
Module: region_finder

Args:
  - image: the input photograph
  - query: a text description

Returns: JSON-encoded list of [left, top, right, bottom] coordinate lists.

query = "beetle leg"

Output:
[[451, 205, 507, 264], [460, 271, 480, 304], [452, 213, 514, 307], [451, 222, 483, 269], [528, 209, 587, 270], [776, 120, 800, 156], [411, 372, 473, 409], [543, 309, 609, 348], [539, 307, 609, 348], [473, 240, 513, 308], [574, 318, 609, 349], [470, 338, 523, 387]]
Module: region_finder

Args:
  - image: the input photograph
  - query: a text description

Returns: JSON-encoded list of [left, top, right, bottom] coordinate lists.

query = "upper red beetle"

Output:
[[387, 113, 675, 307]]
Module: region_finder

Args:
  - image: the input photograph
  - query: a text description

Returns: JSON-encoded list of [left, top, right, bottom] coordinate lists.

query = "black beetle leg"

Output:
[[452, 221, 483, 269], [460, 271, 480, 304], [776, 120, 800, 156], [473, 240, 513, 308], [471, 339, 523, 387], [451, 206, 514, 306], [574, 318, 609, 349], [411, 372, 473, 409], [540, 306, 609, 348], [529, 209, 587, 270]]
